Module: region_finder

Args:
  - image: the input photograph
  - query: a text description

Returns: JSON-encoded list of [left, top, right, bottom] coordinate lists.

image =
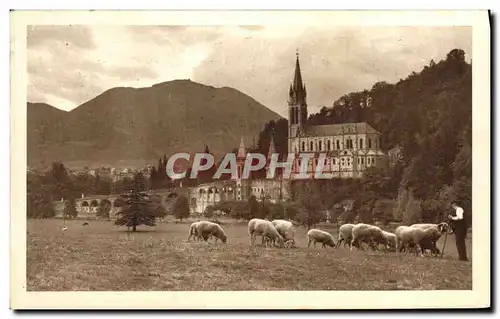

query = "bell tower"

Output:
[[288, 50, 308, 153]]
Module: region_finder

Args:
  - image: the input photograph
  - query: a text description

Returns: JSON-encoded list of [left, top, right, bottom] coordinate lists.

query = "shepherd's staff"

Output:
[[440, 228, 448, 258], [440, 211, 451, 258]]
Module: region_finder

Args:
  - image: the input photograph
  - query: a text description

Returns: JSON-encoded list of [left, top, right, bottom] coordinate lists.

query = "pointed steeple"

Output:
[[289, 49, 307, 106], [293, 50, 304, 92], [237, 137, 246, 160], [267, 134, 276, 159]]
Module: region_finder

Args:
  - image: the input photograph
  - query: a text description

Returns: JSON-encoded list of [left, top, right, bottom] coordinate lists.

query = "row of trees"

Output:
[[28, 160, 192, 231]]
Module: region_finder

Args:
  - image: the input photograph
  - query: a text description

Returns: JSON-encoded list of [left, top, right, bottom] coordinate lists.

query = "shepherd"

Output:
[[448, 202, 468, 261]]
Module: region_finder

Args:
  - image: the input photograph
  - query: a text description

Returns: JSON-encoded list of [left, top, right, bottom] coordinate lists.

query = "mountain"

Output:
[[27, 80, 283, 169]]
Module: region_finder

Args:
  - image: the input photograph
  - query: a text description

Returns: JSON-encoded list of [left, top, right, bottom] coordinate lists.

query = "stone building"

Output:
[[187, 136, 289, 215], [287, 52, 387, 178]]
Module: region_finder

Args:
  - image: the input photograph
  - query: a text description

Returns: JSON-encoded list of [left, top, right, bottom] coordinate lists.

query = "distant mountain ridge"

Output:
[[27, 79, 283, 170]]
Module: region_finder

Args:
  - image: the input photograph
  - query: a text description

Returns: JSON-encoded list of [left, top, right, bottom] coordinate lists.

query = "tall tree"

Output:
[[64, 196, 77, 219], [114, 173, 157, 232], [248, 195, 261, 219], [295, 181, 325, 229], [173, 194, 190, 222]]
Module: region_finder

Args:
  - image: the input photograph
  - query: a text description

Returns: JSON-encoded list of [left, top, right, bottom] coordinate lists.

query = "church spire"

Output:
[[290, 49, 306, 105], [237, 137, 246, 160], [267, 134, 276, 159], [293, 50, 304, 92]]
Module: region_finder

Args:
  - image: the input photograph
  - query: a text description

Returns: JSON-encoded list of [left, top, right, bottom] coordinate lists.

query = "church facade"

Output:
[[287, 53, 387, 178]]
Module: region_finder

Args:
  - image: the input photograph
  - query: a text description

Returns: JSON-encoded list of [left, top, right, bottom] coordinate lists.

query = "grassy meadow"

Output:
[[27, 218, 472, 291]]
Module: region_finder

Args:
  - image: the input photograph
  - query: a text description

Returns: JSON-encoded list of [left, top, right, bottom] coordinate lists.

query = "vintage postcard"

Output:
[[10, 10, 490, 309]]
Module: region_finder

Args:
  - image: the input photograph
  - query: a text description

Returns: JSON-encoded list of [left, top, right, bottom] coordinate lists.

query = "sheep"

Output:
[[350, 223, 386, 251], [196, 221, 227, 244], [395, 225, 443, 257], [248, 218, 284, 247], [410, 222, 453, 255], [187, 221, 202, 241], [336, 223, 355, 248], [82, 222, 89, 226], [380, 230, 397, 251], [307, 229, 336, 248], [411, 222, 453, 235], [269, 219, 296, 246]]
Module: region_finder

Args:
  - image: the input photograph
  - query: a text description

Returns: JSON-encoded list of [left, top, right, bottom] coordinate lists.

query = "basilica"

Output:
[[287, 53, 387, 178]]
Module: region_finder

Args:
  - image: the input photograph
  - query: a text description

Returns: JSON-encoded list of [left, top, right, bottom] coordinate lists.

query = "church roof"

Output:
[[302, 122, 380, 137]]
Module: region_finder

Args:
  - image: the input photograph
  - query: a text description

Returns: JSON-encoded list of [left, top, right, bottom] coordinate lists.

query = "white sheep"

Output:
[[307, 229, 336, 248], [395, 225, 443, 257], [187, 221, 203, 241], [381, 230, 397, 251], [411, 222, 453, 234], [248, 218, 284, 247], [350, 223, 386, 251], [336, 223, 355, 248], [409, 222, 453, 255], [196, 221, 227, 244], [270, 219, 296, 246]]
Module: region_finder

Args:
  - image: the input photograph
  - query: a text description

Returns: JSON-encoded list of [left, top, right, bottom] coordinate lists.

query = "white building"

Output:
[[287, 52, 387, 178]]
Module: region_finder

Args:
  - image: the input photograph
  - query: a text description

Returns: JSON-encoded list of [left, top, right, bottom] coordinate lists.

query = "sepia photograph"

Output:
[[10, 10, 490, 309]]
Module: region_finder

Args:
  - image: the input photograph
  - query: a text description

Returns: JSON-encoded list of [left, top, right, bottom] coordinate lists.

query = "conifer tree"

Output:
[[114, 172, 157, 232], [173, 194, 190, 222]]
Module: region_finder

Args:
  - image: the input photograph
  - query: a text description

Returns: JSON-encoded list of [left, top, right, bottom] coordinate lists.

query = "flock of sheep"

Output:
[[187, 218, 455, 257]]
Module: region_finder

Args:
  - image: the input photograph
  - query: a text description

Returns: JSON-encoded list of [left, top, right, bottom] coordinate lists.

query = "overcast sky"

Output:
[[27, 25, 471, 117]]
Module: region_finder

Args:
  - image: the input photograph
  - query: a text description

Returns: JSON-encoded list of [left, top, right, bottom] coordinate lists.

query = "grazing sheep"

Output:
[[270, 219, 296, 246], [395, 225, 443, 257], [196, 221, 227, 244], [336, 223, 355, 248], [248, 218, 284, 247], [307, 229, 336, 248], [411, 222, 453, 235], [410, 222, 453, 255], [380, 230, 397, 251], [187, 221, 202, 241], [82, 222, 89, 226], [61, 227, 68, 231], [350, 223, 386, 251]]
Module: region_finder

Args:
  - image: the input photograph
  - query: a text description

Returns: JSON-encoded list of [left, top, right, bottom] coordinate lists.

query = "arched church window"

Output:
[[359, 138, 363, 149], [327, 140, 331, 151], [318, 140, 322, 151], [345, 139, 352, 149], [368, 138, 372, 149], [302, 141, 305, 151], [310, 141, 314, 151], [336, 140, 340, 150]]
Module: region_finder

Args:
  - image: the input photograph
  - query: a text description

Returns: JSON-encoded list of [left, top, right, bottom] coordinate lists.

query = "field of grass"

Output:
[[27, 218, 472, 291]]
